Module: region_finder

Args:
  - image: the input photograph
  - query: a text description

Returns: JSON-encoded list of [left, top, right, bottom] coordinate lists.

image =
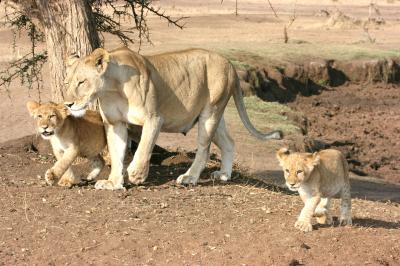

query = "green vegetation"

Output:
[[224, 96, 302, 136]]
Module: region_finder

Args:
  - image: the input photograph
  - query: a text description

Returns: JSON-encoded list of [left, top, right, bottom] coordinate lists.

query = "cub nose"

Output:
[[288, 182, 296, 186], [64, 102, 74, 108]]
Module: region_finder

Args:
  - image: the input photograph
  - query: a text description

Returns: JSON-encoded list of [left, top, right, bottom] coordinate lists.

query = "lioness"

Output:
[[276, 148, 352, 232], [64, 47, 282, 190], [27, 101, 106, 187]]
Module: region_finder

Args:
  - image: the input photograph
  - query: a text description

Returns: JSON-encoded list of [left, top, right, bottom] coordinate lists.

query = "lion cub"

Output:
[[276, 148, 352, 232], [27, 101, 107, 187]]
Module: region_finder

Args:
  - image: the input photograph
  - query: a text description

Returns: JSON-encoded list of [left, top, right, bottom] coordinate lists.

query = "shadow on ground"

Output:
[[255, 170, 400, 203]]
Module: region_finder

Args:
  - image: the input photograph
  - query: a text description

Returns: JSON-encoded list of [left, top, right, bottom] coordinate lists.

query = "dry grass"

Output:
[[221, 44, 400, 67]]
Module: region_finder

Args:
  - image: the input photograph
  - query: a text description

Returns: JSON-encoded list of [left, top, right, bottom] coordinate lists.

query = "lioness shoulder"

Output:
[[27, 101, 107, 187], [276, 148, 352, 232]]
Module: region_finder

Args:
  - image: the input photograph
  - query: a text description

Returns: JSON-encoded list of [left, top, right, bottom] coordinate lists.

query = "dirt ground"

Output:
[[1, 0, 400, 265], [289, 83, 400, 183], [0, 136, 399, 265]]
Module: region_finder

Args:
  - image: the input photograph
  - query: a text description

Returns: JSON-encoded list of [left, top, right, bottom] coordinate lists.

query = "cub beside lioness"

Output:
[[276, 148, 352, 232], [27, 101, 107, 187]]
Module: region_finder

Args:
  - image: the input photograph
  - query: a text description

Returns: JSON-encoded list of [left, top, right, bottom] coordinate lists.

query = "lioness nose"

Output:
[[64, 102, 74, 108]]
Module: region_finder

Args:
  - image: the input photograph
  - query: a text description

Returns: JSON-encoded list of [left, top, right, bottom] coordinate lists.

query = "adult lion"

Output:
[[64, 47, 282, 190]]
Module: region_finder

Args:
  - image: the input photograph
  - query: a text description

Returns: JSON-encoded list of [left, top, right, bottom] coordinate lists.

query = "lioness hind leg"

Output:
[[339, 182, 352, 226], [315, 197, 333, 225], [211, 117, 234, 182], [86, 155, 105, 181], [177, 107, 222, 185]]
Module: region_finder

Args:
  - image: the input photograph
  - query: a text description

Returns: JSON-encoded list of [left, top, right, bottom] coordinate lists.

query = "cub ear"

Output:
[[26, 101, 40, 116], [66, 53, 80, 67], [276, 147, 290, 165], [307, 152, 320, 167], [90, 48, 109, 74]]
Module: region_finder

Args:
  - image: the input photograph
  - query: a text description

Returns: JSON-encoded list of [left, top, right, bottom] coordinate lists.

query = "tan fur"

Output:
[[276, 148, 352, 232], [64, 47, 282, 190], [27, 101, 107, 187]]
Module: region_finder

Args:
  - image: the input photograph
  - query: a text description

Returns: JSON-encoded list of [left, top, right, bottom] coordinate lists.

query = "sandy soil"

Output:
[[0, 136, 399, 265]]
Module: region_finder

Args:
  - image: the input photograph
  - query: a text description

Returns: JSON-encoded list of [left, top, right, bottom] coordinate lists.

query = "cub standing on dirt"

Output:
[[27, 101, 107, 187], [276, 148, 352, 232]]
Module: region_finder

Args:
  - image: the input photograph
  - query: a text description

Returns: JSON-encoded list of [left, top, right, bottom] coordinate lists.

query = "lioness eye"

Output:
[[49, 114, 56, 118], [285, 169, 289, 173], [37, 115, 42, 118], [78, 80, 85, 86], [296, 170, 303, 174]]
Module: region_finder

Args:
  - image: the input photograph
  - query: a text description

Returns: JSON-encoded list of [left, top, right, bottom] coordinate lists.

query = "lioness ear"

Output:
[[276, 147, 290, 165], [26, 101, 40, 116], [307, 152, 320, 167], [91, 48, 109, 74], [66, 53, 80, 67]]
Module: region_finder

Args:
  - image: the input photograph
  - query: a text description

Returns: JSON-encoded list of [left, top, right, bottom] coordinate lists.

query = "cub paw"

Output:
[[45, 169, 57, 186], [58, 176, 80, 188], [295, 219, 313, 232], [176, 174, 198, 185], [94, 179, 125, 190], [211, 171, 231, 182], [316, 214, 333, 225], [339, 216, 352, 226], [58, 178, 74, 188]]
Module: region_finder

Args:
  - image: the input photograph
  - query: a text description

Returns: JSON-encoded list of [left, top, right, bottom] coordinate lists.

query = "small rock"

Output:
[[289, 259, 303, 266], [300, 243, 311, 250]]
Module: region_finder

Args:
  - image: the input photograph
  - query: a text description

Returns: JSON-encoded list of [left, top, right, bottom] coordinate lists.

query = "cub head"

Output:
[[26, 101, 69, 140], [276, 148, 320, 191], [64, 48, 110, 117]]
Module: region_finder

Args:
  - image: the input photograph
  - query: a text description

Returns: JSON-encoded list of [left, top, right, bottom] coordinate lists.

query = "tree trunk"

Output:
[[35, 0, 100, 102]]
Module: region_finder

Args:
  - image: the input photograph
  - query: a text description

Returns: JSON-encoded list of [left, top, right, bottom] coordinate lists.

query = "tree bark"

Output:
[[34, 0, 100, 102]]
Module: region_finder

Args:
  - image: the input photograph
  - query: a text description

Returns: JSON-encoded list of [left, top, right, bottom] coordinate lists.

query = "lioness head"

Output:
[[26, 101, 69, 140], [64, 48, 110, 117], [276, 148, 320, 191]]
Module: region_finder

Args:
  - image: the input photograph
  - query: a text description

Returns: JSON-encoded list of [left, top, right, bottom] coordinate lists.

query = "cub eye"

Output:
[[37, 115, 42, 118], [296, 170, 303, 175], [285, 169, 290, 173], [49, 114, 56, 118]]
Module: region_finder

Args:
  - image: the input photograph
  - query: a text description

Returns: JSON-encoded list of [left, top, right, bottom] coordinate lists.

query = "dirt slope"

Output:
[[290, 83, 400, 183]]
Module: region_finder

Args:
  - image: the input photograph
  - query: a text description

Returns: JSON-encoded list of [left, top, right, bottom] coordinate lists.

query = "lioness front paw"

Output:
[[127, 164, 148, 185], [176, 174, 198, 185], [339, 216, 352, 226], [295, 220, 313, 232], [211, 171, 231, 182], [94, 179, 125, 190], [45, 169, 57, 186]]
